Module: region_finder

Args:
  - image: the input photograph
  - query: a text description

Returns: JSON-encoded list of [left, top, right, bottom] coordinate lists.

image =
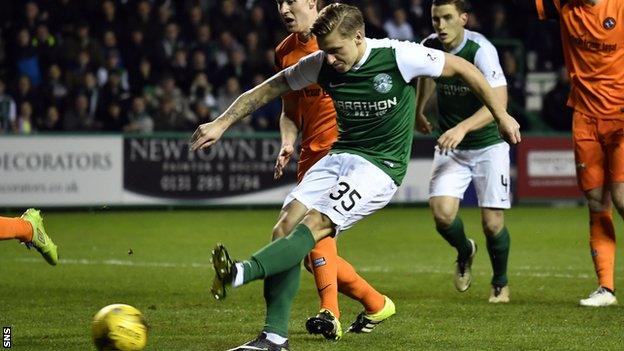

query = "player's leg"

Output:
[[0, 209, 58, 265], [481, 208, 510, 303], [306, 237, 389, 339], [0, 214, 33, 242], [472, 142, 511, 303], [220, 154, 398, 349], [574, 113, 617, 306], [429, 148, 476, 292], [580, 119, 624, 307], [262, 200, 308, 345], [308, 154, 398, 336]]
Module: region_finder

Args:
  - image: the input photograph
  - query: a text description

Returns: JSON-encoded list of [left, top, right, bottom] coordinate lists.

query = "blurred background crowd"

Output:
[[0, 0, 573, 135]]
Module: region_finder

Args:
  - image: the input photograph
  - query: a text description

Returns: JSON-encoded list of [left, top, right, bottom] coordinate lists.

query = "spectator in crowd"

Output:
[[192, 101, 212, 125], [211, 0, 245, 43], [151, 75, 183, 109], [134, 0, 155, 41], [40, 105, 62, 132], [154, 22, 184, 70], [15, 101, 34, 134], [541, 67, 572, 131], [247, 5, 272, 49], [100, 101, 126, 132], [189, 73, 217, 118], [0, 79, 16, 133], [130, 57, 157, 96], [77, 72, 100, 120], [32, 23, 59, 74], [14, 28, 42, 86], [41, 64, 68, 110], [97, 69, 129, 120], [171, 48, 192, 93], [96, 0, 124, 40], [190, 23, 218, 68], [217, 49, 252, 89], [14, 75, 42, 119], [125, 95, 154, 133], [407, 0, 430, 40], [384, 8, 415, 41], [182, 5, 205, 43], [97, 50, 129, 91], [214, 31, 243, 68], [61, 21, 104, 69], [63, 94, 93, 131], [153, 96, 195, 132], [66, 49, 96, 88], [19, 1, 41, 34], [362, 3, 388, 39], [488, 3, 512, 40], [101, 30, 120, 60]]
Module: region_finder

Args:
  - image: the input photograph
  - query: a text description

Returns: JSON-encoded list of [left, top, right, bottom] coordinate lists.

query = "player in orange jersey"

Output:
[[523, 0, 624, 306], [0, 208, 58, 265], [268, 0, 394, 343]]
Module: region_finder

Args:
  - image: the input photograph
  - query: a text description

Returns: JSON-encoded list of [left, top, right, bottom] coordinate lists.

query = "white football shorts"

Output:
[[429, 142, 511, 209], [283, 153, 398, 234]]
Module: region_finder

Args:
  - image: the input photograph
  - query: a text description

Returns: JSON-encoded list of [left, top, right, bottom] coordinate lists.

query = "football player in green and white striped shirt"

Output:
[[416, 0, 512, 303], [191, 3, 520, 350]]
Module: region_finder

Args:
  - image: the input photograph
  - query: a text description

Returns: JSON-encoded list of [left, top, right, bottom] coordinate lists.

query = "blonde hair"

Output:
[[311, 3, 364, 39]]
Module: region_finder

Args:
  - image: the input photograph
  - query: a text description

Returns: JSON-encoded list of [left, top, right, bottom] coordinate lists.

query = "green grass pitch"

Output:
[[1, 207, 623, 350]]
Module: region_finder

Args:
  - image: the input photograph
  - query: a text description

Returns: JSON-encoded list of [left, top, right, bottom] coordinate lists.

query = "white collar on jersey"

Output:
[[351, 38, 372, 71]]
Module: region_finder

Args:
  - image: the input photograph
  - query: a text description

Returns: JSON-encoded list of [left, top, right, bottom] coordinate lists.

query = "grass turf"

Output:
[[1, 207, 623, 350]]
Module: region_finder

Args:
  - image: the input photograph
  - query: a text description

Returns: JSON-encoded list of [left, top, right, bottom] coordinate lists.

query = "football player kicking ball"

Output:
[[0, 208, 59, 265], [416, 0, 512, 303], [273, 0, 394, 341], [190, 4, 520, 350]]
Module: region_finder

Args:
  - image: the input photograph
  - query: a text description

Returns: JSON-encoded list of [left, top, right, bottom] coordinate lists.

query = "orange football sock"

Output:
[[0, 216, 33, 242], [309, 237, 340, 318], [336, 256, 385, 314], [589, 211, 616, 291]]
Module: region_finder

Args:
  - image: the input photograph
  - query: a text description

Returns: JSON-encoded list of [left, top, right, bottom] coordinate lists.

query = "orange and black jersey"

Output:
[[529, 0, 624, 118], [274, 33, 338, 182]]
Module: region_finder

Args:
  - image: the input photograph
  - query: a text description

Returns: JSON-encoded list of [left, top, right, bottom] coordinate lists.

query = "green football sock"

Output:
[[436, 217, 471, 261], [242, 224, 316, 283], [487, 226, 510, 287], [263, 264, 301, 337]]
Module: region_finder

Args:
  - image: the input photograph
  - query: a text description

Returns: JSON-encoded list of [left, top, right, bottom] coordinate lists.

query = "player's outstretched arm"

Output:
[[440, 53, 521, 144], [437, 86, 508, 151], [190, 71, 292, 150], [414, 77, 436, 135], [275, 104, 299, 179]]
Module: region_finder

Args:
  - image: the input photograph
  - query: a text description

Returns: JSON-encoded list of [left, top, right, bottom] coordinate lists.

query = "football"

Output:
[[91, 304, 148, 351]]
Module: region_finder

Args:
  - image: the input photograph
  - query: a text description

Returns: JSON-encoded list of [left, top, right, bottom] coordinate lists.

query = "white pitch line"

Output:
[[7, 257, 604, 280]]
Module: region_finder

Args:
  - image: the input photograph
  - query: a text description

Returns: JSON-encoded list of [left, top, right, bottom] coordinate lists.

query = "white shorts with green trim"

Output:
[[283, 153, 397, 234], [429, 142, 511, 209]]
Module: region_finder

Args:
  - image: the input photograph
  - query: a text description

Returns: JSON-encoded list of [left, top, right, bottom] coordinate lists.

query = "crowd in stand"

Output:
[[0, 0, 570, 135]]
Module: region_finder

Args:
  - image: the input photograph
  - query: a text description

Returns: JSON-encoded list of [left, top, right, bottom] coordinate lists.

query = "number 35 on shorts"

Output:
[[329, 181, 361, 214]]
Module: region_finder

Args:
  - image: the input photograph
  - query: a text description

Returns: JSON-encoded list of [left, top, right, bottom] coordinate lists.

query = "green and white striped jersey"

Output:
[[422, 29, 507, 149], [284, 38, 445, 185]]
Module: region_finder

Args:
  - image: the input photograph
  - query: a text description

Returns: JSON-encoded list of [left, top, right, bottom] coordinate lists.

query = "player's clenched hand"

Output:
[[274, 144, 294, 179], [416, 114, 433, 135], [497, 113, 522, 144], [189, 121, 226, 151], [437, 125, 467, 153]]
